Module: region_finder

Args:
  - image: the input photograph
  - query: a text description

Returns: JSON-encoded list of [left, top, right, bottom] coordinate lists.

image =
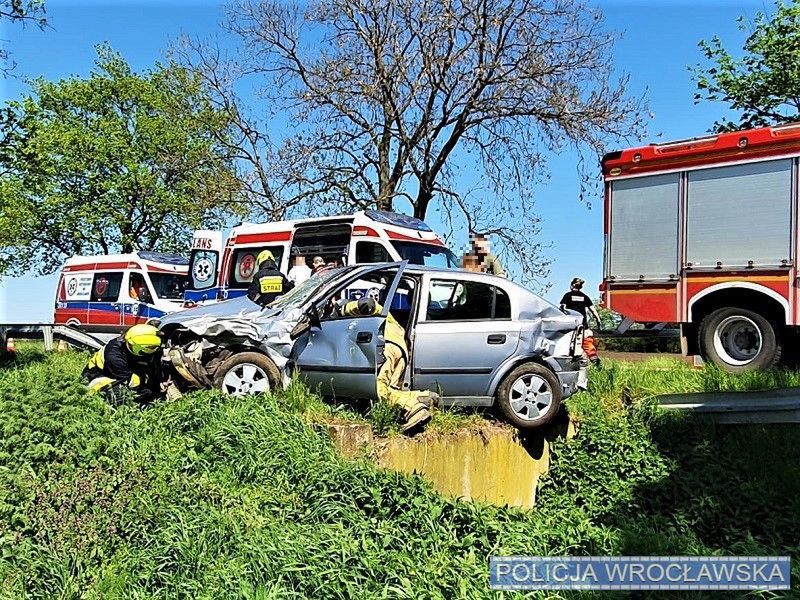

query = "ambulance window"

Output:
[[355, 241, 391, 263], [426, 280, 510, 321], [90, 272, 123, 302], [229, 246, 285, 288], [149, 273, 187, 300], [129, 273, 153, 303]]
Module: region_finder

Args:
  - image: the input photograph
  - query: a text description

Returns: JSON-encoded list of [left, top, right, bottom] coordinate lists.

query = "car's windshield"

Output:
[[148, 273, 188, 300], [267, 268, 347, 310], [390, 241, 459, 268]]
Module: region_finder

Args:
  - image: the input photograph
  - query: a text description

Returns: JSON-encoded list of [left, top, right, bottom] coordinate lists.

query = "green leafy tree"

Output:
[[0, 45, 243, 277], [693, 0, 800, 132]]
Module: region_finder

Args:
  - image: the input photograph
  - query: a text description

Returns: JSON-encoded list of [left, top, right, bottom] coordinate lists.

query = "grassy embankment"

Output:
[[0, 343, 798, 598]]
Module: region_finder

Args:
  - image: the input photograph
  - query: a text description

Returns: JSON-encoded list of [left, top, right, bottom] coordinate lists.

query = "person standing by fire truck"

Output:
[[560, 277, 602, 367]]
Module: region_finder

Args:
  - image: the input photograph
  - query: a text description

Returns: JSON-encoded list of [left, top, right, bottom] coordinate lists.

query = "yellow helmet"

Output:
[[256, 249, 275, 267], [124, 324, 162, 356]]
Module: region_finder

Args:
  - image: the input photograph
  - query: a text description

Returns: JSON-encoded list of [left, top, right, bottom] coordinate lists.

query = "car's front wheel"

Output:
[[496, 362, 562, 430], [213, 352, 281, 396]]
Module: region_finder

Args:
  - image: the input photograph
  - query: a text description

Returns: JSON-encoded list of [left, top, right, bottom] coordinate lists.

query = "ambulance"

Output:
[[54, 251, 189, 333], [184, 210, 458, 306]]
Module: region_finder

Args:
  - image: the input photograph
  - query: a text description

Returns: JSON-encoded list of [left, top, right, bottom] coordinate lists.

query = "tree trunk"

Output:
[[414, 183, 433, 220], [376, 195, 393, 212]]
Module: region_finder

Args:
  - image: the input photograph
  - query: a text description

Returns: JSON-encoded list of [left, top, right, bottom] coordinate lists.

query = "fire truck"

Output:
[[602, 123, 800, 372]]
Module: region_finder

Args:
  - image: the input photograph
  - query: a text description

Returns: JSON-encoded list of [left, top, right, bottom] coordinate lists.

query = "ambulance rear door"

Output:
[[186, 230, 223, 305], [55, 268, 93, 328]]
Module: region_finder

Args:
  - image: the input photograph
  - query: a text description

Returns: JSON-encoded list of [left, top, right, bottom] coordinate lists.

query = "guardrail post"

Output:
[[42, 326, 53, 352]]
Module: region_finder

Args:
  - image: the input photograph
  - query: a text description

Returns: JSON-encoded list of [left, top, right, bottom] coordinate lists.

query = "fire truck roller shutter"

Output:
[[686, 159, 791, 269], [609, 173, 679, 281]]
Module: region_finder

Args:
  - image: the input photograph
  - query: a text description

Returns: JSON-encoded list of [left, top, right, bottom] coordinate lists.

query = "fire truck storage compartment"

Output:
[[290, 223, 352, 261], [686, 159, 792, 269], [609, 173, 679, 281]]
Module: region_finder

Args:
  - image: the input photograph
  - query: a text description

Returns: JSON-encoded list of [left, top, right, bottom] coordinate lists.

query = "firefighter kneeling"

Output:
[[339, 297, 438, 433], [82, 324, 162, 406]]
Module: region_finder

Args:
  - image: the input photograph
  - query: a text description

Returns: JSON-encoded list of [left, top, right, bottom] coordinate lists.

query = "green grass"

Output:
[[0, 344, 798, 598]]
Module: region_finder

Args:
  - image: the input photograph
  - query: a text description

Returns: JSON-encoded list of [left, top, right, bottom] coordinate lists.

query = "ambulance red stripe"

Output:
[[234, 232, 292, 245]]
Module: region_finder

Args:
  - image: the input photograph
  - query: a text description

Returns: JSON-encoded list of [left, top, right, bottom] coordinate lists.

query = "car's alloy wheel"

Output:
[[496, 362, 562, 430], [508, 373, 553, 421], [221, 362, 271, 396]]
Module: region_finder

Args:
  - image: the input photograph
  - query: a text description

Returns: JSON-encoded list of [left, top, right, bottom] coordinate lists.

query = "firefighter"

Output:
[[560, 277, 602, 367], [338, 296, 437, 433], [247, 250, 294, 307], [82, 324, 162, 405]]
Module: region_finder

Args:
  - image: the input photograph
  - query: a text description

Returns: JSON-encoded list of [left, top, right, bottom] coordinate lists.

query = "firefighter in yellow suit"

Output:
[[339, 297, 437, 433], [82, 324, 162, 406]]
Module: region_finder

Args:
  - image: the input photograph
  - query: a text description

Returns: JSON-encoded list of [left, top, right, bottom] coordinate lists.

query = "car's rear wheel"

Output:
[[496, 362, 562, 430], [213, 352, 281, 396]]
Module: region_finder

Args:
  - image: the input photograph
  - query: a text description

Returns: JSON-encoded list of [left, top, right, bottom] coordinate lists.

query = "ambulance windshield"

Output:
[[149, 273, 189, 300], [390, 241, 459, 269]]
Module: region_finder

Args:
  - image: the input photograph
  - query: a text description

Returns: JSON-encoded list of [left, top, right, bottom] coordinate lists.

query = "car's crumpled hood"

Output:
[[158, 296, 303, 386]]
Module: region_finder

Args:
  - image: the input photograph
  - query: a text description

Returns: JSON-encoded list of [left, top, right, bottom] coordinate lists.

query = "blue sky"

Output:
[[0, 0, 762, 321]]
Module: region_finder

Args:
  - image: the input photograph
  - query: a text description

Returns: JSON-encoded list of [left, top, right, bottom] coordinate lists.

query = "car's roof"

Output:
[[372, 262, 505, 281]]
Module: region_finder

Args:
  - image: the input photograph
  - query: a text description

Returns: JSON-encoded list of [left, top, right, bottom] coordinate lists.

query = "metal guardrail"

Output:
[[0, 323, 106, 352], [658, 388, 800, 424]]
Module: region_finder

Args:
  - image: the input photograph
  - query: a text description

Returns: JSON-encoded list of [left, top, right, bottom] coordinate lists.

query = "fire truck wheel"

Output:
[[699, 308, 781, 372], [213, 352, 281, 396]]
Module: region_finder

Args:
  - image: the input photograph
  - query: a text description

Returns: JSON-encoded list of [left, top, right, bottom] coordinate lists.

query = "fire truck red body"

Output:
[[601, 124, 800, 371]]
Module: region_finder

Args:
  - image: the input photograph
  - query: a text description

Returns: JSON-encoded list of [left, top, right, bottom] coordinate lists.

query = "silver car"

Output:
[[157, 262, 587, 429]]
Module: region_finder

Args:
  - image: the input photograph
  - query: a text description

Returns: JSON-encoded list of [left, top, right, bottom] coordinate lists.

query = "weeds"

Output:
[[0, 348, 798, 597]]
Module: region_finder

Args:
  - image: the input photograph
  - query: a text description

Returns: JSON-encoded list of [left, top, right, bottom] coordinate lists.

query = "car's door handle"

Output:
[[356, 332, 373, 344], [487, 334, 506, 344]]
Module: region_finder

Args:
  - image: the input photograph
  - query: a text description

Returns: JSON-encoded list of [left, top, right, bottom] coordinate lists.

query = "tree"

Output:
[[0, 45, 243, 277], [1, 0, 47, 75], [172, 40, 320, 222], [184, 0, 646, 284], [693, 0, 800, 132]]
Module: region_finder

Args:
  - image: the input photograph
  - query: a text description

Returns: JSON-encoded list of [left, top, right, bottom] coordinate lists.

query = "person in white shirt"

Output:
[[287, 255, 312, 285]]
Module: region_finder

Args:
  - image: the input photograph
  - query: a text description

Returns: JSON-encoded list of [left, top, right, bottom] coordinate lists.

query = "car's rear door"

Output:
[[294, 262, 407, 399], [412, 275, 521, 397]]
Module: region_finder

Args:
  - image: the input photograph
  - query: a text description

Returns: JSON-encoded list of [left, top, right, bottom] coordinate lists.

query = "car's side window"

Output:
[[426, 279, 511, 321]]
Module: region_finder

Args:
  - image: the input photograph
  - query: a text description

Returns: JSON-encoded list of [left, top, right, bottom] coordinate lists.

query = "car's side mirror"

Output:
[[289, 316, 311, 340], [289, 304, 323, 341], [308, 303, 322, 329]]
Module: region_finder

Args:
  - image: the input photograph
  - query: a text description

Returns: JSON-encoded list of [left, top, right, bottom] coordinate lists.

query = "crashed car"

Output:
[[156, 261, 587, 429]]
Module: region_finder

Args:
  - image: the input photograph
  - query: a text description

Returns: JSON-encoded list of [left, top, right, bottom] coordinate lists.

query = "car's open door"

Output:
[[294, 262, 407, 399]]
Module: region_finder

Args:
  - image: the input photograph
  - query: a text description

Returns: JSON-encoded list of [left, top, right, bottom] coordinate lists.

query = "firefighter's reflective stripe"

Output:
[[87, 348, 105, 370], [88, 376, 116, 392], [259, 276, 283, 294], [129, 373, 141, 388]]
